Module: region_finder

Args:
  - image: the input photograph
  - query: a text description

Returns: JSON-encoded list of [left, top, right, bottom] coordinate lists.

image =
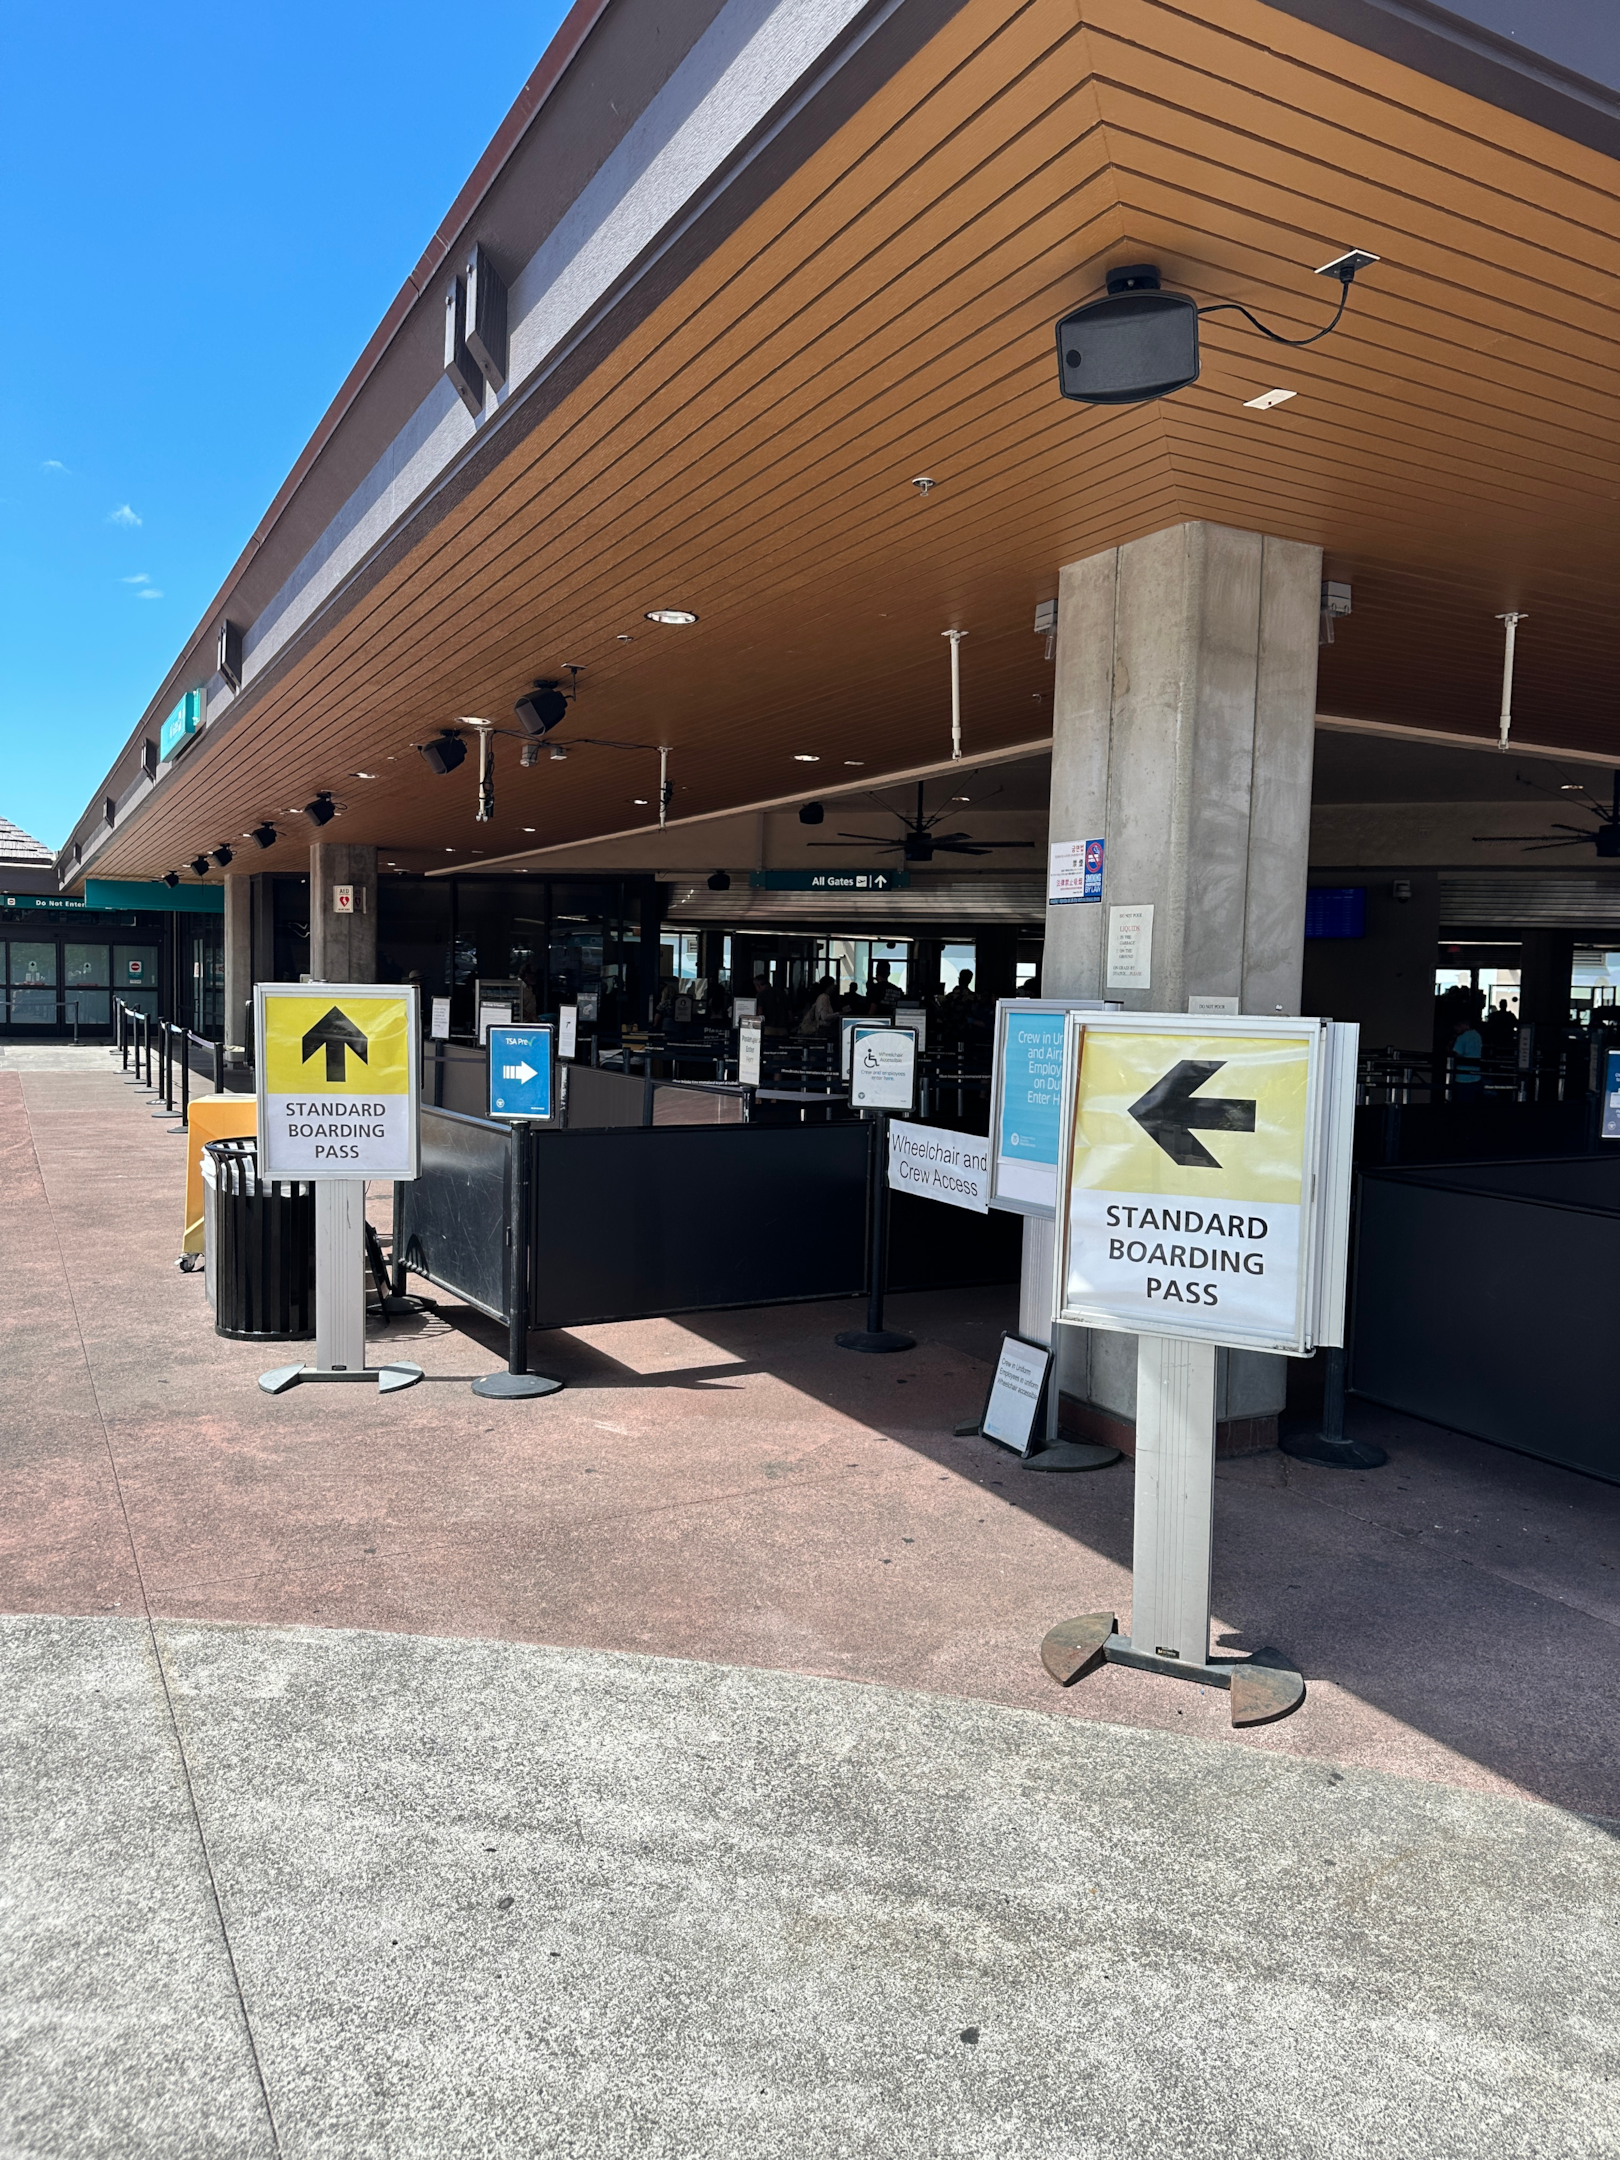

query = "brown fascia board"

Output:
[[57, 0, 616, 882]]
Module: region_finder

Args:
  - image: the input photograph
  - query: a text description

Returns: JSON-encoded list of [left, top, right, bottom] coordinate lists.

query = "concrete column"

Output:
[[1040, 520, 1322, 1454], [309, 844, 378, 984], [222, 874, 253, 1065], [1517, 930, 1574, 1033]]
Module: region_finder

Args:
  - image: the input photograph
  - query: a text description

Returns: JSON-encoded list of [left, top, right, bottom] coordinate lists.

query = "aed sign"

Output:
[[1056, 1014, 1323, 1354], [256, 983, 418, 1181]]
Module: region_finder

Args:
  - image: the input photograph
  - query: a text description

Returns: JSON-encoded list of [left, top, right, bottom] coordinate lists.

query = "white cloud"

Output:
[[41, 458, 67, 472], [138, 588, 164, 601], [107, 504, 142, 527], [120, 572, 150, 584]]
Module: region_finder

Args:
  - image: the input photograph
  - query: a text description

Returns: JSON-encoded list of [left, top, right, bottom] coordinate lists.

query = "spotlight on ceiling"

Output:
[[418, 732, 467, 776], [249, 822, 277, 851], [211, 844, 234, 868], [514, 682, 569, 737], [303, 792, 337, 828], [189, 855, 211, 878], [707, 869, 731, 891], [645, 608, 698, 626], [161, 871, 180, 888], [519, 741, 539, 768], [799, 801, 824, 826]]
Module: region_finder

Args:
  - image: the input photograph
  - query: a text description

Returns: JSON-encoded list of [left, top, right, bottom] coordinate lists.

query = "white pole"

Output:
[[1495, 611, 1526, 751], [942, 629, 966, 760], [1128, 1335, 1218, 1663], [313, 1181, 367, 1374], [658, 746, 670, 829]]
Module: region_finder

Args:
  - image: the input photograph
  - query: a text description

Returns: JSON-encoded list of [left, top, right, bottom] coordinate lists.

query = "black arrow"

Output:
[[301, 1006, 370, 1084], [1128, 1059, 1255, 1169]]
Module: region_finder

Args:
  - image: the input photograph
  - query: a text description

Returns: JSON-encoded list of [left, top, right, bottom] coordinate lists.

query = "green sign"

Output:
[[1, 893, 84, 910], [749, 869, 910, 892], [159, 687, 205, 760], [84, 879, 223, 914]]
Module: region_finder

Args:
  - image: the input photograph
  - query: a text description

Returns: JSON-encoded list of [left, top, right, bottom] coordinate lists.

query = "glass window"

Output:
[[65, 990, 111, 1026], [113, 945, 158, 988], [9, 941, 56, 986], [65, 943, 109, 986]]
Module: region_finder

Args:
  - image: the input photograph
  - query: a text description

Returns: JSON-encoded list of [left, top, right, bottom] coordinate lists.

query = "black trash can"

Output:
[[205, 1137, 316, 1342]]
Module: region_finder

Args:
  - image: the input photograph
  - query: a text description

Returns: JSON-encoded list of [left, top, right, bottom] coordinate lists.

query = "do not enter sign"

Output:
[[1056, 1015, 1347, 1355]]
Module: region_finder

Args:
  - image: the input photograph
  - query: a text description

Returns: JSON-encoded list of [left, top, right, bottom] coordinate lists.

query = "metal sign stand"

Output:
[[260, 1182, 424, 1394], [473, 1120, 565, 1400], [1039, 1335, 1304, 1725], [836, 1112, 915, 1354]]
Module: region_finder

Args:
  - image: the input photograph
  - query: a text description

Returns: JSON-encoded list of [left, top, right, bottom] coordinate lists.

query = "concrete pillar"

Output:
[[1517, 930, 1573, 1033], [1039, 520, 1322, 1455], [309, 843, 378, 984], [222, 874, 253, 1065]]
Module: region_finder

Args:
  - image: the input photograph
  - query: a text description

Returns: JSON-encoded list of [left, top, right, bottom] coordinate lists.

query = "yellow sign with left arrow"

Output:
[[255, 983, 419, 1180]]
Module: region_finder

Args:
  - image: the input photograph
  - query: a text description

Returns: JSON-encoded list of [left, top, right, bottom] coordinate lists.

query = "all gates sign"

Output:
[[1055, 1013, 1354, 1355], [256, 983, 419, 1180]]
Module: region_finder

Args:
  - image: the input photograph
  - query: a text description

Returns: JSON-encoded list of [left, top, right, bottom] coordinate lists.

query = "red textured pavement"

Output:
[[3, 1064, 1616, 1818]]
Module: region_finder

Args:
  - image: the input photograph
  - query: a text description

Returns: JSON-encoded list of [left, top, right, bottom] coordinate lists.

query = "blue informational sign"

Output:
[[996, 1010, 1067, 1203], [1605, 1049, 1620, 1142], [488, 1026, 553, 1120]]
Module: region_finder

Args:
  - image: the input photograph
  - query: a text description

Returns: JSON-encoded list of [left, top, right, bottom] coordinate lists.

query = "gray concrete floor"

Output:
[[4, 1613, 1617, 2160]]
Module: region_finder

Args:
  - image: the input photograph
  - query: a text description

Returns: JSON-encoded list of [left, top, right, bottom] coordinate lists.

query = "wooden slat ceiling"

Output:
[[93, 0, 1620, 884]]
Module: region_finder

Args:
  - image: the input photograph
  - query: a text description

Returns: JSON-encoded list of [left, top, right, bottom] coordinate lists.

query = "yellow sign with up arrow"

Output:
[[256, 983, 419, 1180]]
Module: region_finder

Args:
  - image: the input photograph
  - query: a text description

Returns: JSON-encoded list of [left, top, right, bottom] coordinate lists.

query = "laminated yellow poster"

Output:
[[1063, 1027, 1313, 1348], [256, 984, 418, 1179]]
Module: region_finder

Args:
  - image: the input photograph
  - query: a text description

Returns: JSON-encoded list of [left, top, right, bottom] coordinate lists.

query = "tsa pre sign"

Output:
[[257, 984, 418, 1180], [1059, 1020, 1316, 1352]]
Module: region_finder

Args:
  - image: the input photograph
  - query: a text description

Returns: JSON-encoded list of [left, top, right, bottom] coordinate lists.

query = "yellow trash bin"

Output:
[[182, 1094, 257, 1256]]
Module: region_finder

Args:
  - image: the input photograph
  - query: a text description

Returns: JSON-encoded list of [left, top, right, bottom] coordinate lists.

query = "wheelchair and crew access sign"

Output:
[[255, 983, 419, 1180], [1055, 1013, 1349, 1356]]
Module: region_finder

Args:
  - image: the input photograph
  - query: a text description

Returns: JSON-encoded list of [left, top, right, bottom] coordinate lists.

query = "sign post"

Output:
[[479, 1027, 565, 1401], [1038, 1011, 1357, 1725], [837, 1025, 918, 1354], [254, 983, 423, 1395]]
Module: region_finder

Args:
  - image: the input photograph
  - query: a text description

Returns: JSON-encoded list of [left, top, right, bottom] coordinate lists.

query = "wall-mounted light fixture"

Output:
[[443, 278, 484, 419], [217, 618, 244, 692], [464, 244, 508, 391]]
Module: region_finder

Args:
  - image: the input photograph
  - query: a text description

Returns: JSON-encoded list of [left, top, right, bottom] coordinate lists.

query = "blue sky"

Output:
[[0, 0, 570, 850]]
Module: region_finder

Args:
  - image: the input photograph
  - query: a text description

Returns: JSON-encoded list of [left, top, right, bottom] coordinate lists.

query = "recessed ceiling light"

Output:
[[645, 608, 697, 626], [352, 771, 378, 779], [843, 760, 865, 767], [953, 794, 970, 802], [633, 797, 650, 805], [616, 634, 634, 643], [523, 826, 536, 832], [793, 754, 820, 763], [1243, 388, 1297, 410], [445, 847, 455, 852]]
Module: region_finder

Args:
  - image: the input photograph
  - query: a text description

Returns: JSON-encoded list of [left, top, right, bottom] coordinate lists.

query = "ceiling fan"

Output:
[[1472, 770, 1620, 857], [807, 779, 1036, 864]]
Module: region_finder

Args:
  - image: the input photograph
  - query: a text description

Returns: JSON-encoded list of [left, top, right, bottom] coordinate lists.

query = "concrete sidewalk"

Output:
[[3, 1059, 1618, 2156]]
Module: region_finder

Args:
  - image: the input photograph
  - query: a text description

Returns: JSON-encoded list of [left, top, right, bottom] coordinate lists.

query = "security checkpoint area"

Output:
[[9, 1, 1620, 2155]]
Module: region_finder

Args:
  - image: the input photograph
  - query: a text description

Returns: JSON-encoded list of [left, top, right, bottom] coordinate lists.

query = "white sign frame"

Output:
[[558, 1005, 578, 1060], [738, 1015, 763, 1087], [850, 1024, 915, 1111], [886, 1120, 988, 1213], [980, 1333, 1052, 1455], [429, 997, 451, 1040], [256, 981, 420, 1183], [1052, 1009, 1341, 1356], [841, 1010, 889, 1078], [987, 997, 1119, 1219]]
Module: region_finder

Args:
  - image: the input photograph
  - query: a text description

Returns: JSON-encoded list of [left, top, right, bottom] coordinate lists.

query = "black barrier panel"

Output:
[[397, 1107, 510, 1319], [528, 1123, 869, 1327], [887, 1186, 1022, 1292], [1353, 1099, 1594, 1167], [1352, 1158, 1620, 1483]]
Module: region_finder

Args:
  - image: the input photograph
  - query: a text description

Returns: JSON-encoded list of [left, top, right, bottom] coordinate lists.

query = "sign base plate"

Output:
[[1023, 1440, 1121, 1473], [471, 1371, 565, 1399], [1280, 1430, 1388, 1470], [1039, 1612, 1305, 1726], [259, 1362, 424, 1395]]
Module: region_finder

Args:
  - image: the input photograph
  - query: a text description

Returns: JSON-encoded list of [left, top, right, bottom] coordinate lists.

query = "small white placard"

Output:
[[738, 1015, 763, 1087], [477, 1002, 514, 1044], [894, 1003, 928, 1054], [1106, 904, 1153, 990], [333, 884, 355, 915], [982, 1335, 1051, 1456], [732, 995, 758, 1023], [887, 1120, 988, 1213], [558, 1004, 578, 1059], [429, 997, 450, 1040], [850, 1025, 915, 1110], [1188, 995, 1239, 1015]]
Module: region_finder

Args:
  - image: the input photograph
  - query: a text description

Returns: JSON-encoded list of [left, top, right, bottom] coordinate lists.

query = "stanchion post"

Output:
[[836, 1111, 915, 1354]]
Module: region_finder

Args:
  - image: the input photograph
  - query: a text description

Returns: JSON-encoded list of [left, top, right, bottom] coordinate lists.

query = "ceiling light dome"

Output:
[[645, 608, 697, 626]]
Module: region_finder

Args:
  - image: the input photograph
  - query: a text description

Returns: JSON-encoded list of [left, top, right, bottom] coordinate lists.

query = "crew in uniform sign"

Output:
[[257, 986, 417, 1180], [1061, 1027, 1312, 1350]]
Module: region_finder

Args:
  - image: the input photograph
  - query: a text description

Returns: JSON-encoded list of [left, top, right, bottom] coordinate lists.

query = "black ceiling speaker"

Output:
[[798, 801, 824, 826], [1055, 265, 1199, 406], [707, 869, 731, 891], [249, 822, 277, 850], [419, 732, 467, 776], [304, 792, 337, 828], [189, 855, 211, 878], [514, 683, 569, 738], [161, 871, 180, 888], [211, 844, 234, 868]]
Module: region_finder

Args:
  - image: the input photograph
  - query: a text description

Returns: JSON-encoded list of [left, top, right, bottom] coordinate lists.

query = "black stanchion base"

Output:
[[1280, 1431, 1388, 1470], [471, 1371, 565, 1399], [836, 1329, 916, 1354], [1023, 1441, 1121, 1473]]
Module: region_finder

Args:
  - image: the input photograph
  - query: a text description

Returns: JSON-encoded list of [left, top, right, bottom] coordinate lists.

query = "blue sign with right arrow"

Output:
[[488, 1026, 554, 1120]]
